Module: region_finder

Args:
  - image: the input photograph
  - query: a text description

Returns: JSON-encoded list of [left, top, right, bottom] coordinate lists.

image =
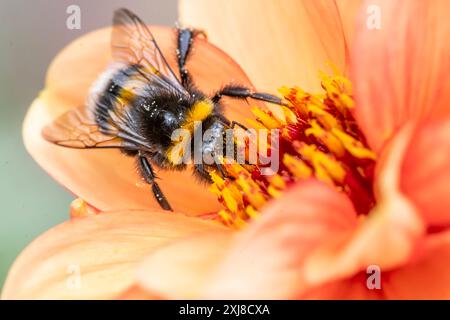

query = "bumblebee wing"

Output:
[[112, 8, 187, 95], [42, 106, 151, 151]]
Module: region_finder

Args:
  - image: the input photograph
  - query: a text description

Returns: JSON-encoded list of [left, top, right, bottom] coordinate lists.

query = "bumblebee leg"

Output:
[[177, 28, 205, 87], [193, 163, 212, 182], [230, 121, 248, 131], [138, 156, 173, 211], [213, 155, 227, 179], [212, 85, 286, 106], [215, 115, 249, 131]]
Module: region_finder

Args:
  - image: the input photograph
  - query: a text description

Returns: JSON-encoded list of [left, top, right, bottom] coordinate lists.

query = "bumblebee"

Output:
[[43, 8, 283, 211]]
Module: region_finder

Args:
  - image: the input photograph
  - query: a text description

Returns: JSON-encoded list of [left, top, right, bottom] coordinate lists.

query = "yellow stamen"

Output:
[[307, 104, 341, 131], [296, 143, 346, 184], [251, 107, 281, 129], [269, 174, 286, 189], [331, 128, 377, 160], [305, 120, 345, 157], [236, 175, 267, 209], [283, 154, 313, 179], [245, 206, 260, 219], [210, 70, 377, 225], [267, 186, 283, 198]]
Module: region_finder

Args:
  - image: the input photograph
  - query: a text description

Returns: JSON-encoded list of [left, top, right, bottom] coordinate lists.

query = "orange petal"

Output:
[[24, 26, 259, 215], [202, 180, 357, 299], [301, 274, 384, 299], [383, 230, 450, 299], [117, 285, 163, 300], [401, 119, 450, 227], [303, 231, 450, 299], [304, 125, 424, 286], [1, 210, 226, 299], [336, 0, 364, 48], [136, 232, 232, 299], [351, 0, 450, 152], [135, 180, 356, 299], [180, 0, 362, 93]]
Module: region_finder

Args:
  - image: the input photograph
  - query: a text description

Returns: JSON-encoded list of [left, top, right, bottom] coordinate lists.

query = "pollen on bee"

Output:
[[135, 180, 147, 188], [142, 103, 151, 111]]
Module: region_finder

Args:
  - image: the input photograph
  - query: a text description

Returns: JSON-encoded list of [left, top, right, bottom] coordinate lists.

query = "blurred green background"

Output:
[[0, 0, 177, 290]]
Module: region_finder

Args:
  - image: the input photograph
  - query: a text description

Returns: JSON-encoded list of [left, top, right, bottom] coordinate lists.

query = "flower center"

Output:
[[209, 71, 376, 228]]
